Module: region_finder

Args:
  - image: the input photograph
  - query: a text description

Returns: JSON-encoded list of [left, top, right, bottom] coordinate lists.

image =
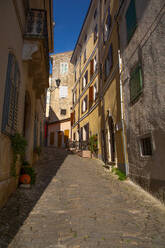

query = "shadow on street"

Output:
[[0, 147, 69, 248]]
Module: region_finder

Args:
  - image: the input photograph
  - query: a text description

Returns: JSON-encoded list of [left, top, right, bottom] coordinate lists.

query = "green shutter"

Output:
[[126, 0, 137, 42], [130, 65, 143, 102]]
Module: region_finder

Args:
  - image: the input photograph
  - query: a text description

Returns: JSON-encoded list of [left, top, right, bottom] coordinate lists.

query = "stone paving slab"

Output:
[[0, 148, 165, 248]]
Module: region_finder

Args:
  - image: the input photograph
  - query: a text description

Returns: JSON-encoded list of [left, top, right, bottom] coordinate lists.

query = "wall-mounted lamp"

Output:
[[48, 79, 61, 92]]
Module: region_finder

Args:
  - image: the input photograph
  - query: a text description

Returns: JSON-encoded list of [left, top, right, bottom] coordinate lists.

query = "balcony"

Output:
[[24, 9, 48, 38], [23, 9, 50, 98]]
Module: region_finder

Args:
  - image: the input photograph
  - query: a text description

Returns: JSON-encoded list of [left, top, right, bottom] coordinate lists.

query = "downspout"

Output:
[[118, 49, 129, 176]]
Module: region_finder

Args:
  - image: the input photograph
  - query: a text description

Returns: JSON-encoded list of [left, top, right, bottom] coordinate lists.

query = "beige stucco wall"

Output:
[[0, 0, 50, 209]]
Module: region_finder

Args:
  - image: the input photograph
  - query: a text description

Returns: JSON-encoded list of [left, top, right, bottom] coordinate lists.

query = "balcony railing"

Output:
[[25, 9, 48, 38], [69, 141, 89, 151], [24, 9, 49, 73]]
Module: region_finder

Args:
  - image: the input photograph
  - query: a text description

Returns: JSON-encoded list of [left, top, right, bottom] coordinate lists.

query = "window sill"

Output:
[[130, 90, 143, 106]]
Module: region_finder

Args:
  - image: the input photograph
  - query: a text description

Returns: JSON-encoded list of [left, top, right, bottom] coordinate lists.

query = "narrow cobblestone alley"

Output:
[[1, 148, 165, 248]]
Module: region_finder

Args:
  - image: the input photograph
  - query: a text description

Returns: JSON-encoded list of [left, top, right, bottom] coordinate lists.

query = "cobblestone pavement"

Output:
[[1, 148, 165, 248]]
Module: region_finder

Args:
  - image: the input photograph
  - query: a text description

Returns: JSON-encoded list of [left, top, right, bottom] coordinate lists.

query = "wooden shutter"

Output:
[[126, 0, 137, 41], [89, 86, 93, 108], [90, 59, 94, 79], [1, 53, 13, 134], [130, 65, 143, 102]]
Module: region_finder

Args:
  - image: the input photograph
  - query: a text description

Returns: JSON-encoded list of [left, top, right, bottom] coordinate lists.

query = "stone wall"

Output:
[[49, 51, 74, 122], [119, 0, 165, 201]]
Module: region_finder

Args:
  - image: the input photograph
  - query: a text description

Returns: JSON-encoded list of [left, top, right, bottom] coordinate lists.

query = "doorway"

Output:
[[58, 131, 63, 147], [50, 132, 55, 145], [108, 116, 115, 162]]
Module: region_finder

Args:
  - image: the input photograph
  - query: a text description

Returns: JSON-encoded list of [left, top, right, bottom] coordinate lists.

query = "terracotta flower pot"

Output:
[[19, 174, 31, 184]]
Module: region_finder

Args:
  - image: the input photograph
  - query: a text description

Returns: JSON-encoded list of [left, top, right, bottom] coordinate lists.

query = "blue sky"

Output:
[[52, 0, 91, 54]]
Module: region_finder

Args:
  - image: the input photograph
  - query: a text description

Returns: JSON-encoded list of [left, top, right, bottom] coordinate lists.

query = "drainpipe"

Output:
[[118, 49, 129, 176]]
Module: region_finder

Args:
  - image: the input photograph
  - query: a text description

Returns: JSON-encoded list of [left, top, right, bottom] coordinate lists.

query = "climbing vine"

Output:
[[10, 133, 27, 177]]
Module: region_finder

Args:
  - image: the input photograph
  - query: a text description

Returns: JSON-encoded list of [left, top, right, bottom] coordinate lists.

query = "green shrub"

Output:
[[10, 133, 27, 177], [88, 134, 98, 154], [111, 167, 127, 181]]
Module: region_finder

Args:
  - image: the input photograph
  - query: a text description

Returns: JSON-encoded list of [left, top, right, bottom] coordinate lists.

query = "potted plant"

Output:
[[88, 134, 98, 158], [20, 161, 36, 186]]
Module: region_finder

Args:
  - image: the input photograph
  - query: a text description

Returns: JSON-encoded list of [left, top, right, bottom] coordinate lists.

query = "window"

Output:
[[82, 95, 88, 113], [83, 123, 89, 141], [94, 56, 97, 72], [73, 89, 77, 105], [2, 53, 20, 135], [104, 8, 111, 42], [60, 63, 68, 74], [75, 71, 77, 82], [89, 86, 93, 108], [84, 34, 87, 43], [140, 137, 152, 156], [94, 24, 98, 43], [82, 70, 88, 90], [84, 49, 86, 63], [105, 44, 113, 79], [94, 80, 98, 101], [59, 86, 68, 98], [125, 0, 137, 42], [94, 8, 97, 19], [61, 109, 66, 115], [130, 64, 143, 102], [90, 59, 94, 79]]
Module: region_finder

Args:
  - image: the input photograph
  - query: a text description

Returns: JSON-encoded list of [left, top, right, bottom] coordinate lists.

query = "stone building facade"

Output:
[[47, 51, 74, 147], [118, 0, 165, 200], [71, 0, 126, 172], [71, 0, 100, 156], [0, 0, 54, 208]]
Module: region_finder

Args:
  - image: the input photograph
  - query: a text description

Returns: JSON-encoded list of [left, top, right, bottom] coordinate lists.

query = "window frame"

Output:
[[1, 53, 20, 136], [59, 86, 68, 98], [105, 44, 113, 80], [125, 0, 137, 42], [139, 135, 153, 157], [129, 64, 143, 103], [82, 95, 88, 114], [61, 109, 67, 115], [60, 62, 68, 74]]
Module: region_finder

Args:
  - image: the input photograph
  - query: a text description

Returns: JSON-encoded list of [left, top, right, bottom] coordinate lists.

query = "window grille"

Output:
[[140, 137, 152, 156]]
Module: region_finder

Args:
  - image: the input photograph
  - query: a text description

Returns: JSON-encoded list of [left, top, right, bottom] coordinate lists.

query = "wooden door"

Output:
[[64, 129, 69, 144], [58, 131, 63, 147], [50, 132, 54, 145]]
